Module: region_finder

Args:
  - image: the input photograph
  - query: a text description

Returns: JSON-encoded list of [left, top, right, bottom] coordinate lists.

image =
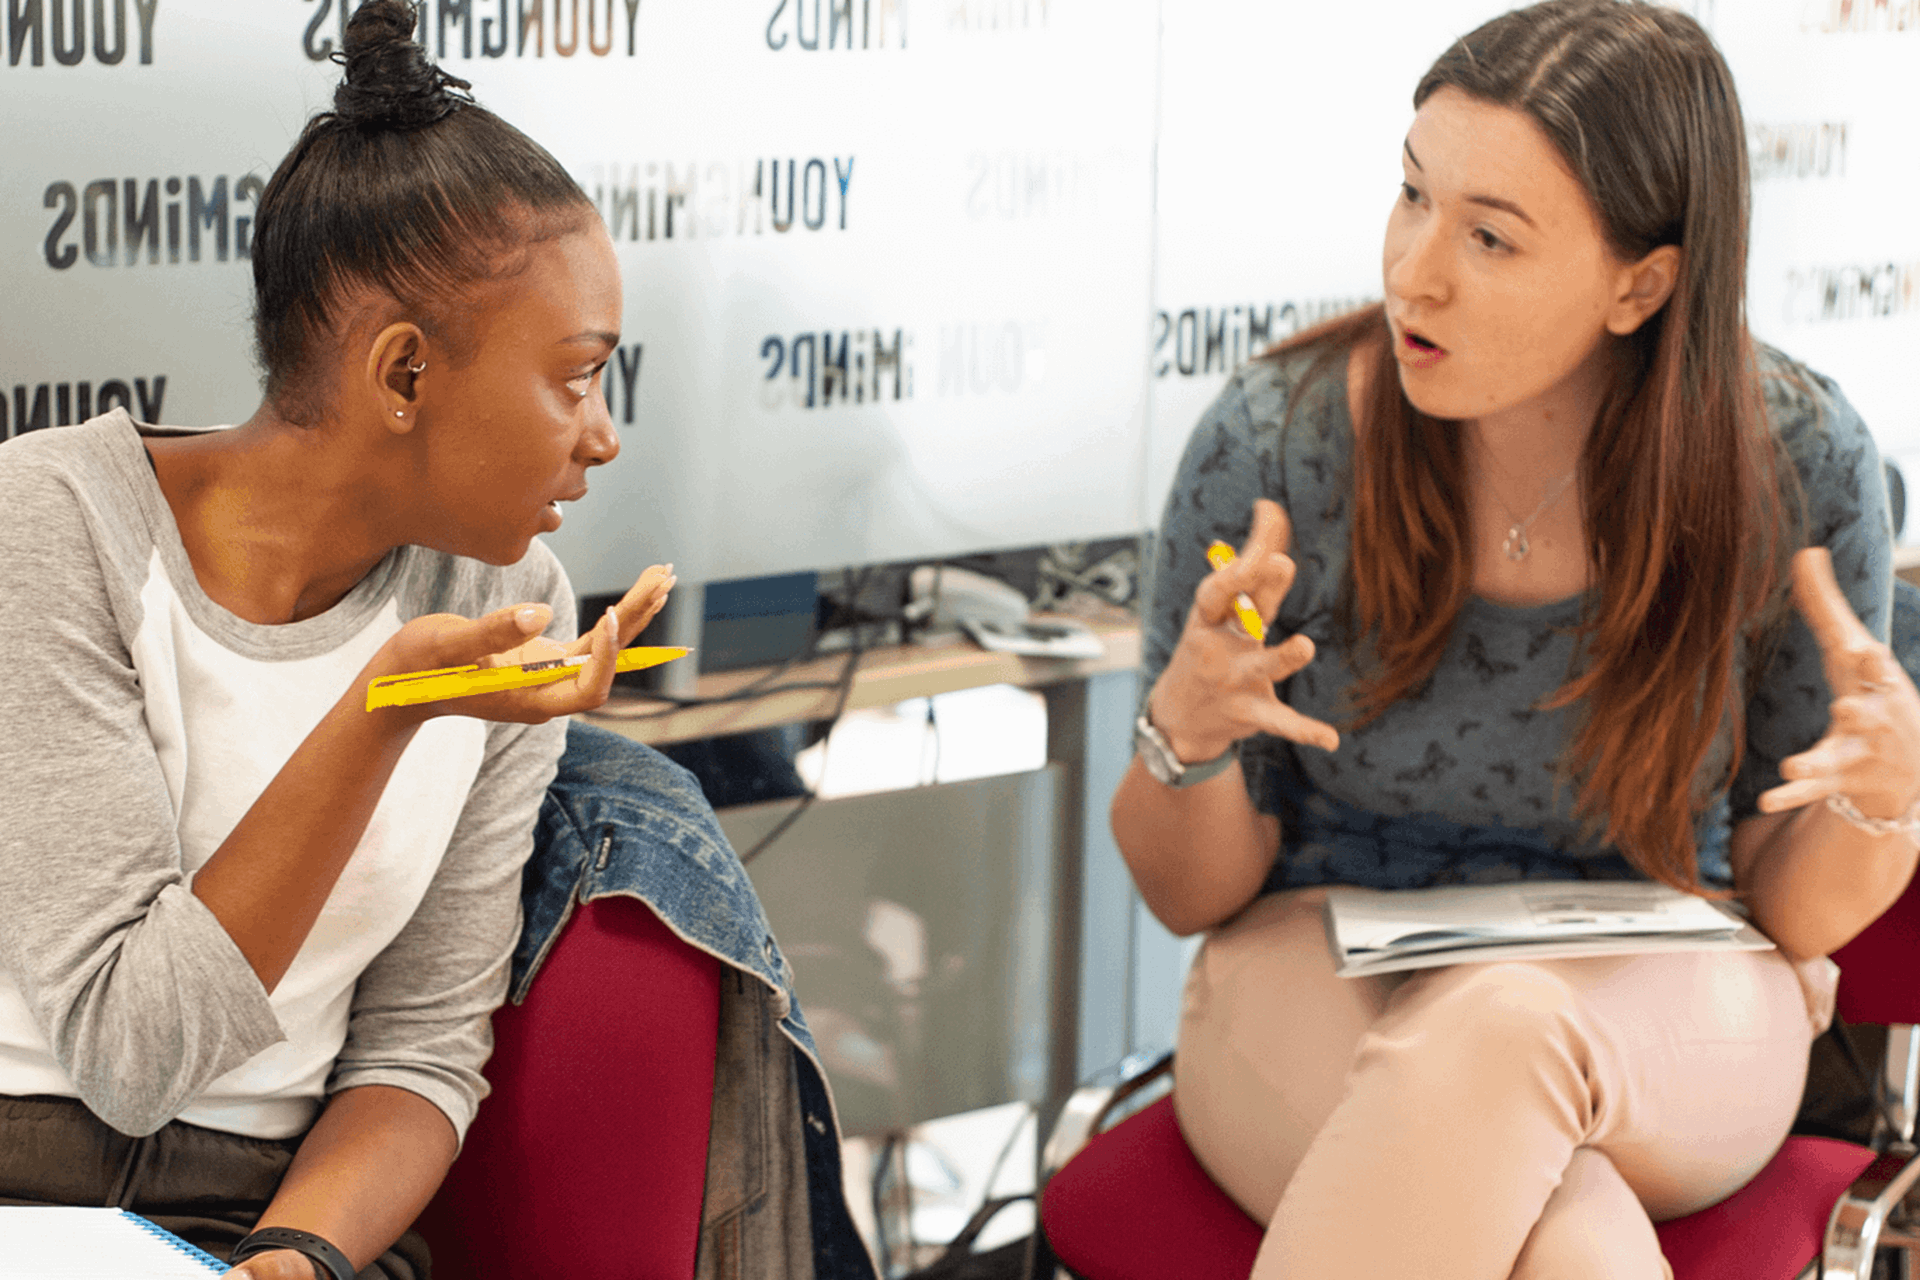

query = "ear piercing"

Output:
[[396, 359, 425, 418]]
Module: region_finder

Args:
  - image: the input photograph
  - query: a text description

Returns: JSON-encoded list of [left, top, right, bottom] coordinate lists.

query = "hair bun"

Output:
[[333, 0, 473, 131]]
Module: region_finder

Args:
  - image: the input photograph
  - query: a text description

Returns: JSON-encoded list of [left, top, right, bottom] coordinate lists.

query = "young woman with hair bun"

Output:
[[1116, 1, 1916, 1274], [0, 4, 873, 1277]]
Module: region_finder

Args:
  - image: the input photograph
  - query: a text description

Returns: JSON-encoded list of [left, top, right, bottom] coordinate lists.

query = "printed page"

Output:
[[1325, 882, 1773, 977]]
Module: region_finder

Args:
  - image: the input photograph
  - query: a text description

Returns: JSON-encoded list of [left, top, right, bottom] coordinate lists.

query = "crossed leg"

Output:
[[1173, 887, 1813, 1279]]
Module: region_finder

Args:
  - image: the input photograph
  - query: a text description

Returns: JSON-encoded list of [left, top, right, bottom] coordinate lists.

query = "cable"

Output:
[[978, 1104, 1032, 1203], [589, 565, 907, 721], [738, 565, 875, 865], [920, 695, 940, 788]]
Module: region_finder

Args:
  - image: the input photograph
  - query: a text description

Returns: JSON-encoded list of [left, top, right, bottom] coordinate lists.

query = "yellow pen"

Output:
[[1206, 541, 1268, 642], [366, 646, 691, 710]]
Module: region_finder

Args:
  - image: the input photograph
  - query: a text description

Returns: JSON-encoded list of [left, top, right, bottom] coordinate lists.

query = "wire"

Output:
[[978, 1104, 1032, 1203], [589, 565, 906, 721], [920, 696, 940, 787], [738, 564, 875, 865]]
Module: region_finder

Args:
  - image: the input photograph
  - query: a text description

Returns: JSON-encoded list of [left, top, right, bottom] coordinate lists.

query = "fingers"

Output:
[[1793, 547, 1884, 690], [571, 606, 620, 703], [224, 1251, 313, 1280], [1761, 691, 1913, 816], [1256, 701, 1342, 754], [1150, 623, 1337, 761], [1193, 541, 1295, 633], [610, 563, 676, 645], [426, 603, 552, 669], [1245, 498, 1293, 559], [563, 564, 676, 658]]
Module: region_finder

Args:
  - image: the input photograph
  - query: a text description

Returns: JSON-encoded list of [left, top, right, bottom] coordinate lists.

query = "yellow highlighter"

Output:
[[1205, 541, 1268, 643], [366, 646, 691, 710]]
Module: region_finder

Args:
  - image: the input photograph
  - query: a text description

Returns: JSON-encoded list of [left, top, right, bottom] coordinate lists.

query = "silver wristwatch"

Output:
[[1133, 713, 1237, 789]]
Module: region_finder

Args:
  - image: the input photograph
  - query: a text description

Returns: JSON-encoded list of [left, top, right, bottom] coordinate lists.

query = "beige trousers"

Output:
[[1174, 887, 1817, 1279]]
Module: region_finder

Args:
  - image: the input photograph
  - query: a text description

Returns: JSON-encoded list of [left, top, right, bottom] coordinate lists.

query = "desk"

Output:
[[582, 617, 1141, 747], [582, 617, 1156, 1126]]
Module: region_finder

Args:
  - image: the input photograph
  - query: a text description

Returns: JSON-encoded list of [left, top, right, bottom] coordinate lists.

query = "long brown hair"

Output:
[[1276, 1, 1793, 891]]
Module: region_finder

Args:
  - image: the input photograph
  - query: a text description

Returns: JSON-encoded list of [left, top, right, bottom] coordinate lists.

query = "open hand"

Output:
[[481, 562, 676, 668], [1148, 498, 1339, 762], [367, 563, 677, 725], [1759, 548, 1920, 821]]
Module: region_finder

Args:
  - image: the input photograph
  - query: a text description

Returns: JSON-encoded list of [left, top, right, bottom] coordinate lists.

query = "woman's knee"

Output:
[[1512, 1147, 1666, 1280]]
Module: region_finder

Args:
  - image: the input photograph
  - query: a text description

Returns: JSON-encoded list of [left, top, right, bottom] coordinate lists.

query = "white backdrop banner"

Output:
[[2, 0, 1913, 595]]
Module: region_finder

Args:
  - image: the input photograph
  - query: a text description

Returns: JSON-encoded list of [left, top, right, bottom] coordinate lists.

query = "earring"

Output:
[[408, 360, 427, 374], [395, 410, 405, 418]]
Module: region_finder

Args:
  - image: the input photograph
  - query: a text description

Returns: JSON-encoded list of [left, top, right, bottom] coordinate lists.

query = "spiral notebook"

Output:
[[0, 1206, 223, 1276]]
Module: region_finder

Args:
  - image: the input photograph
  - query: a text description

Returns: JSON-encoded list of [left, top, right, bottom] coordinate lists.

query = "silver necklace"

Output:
[[1491, 469, 1578, 562]]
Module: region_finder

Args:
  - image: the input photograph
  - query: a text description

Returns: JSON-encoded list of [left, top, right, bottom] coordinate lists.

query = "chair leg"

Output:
[[1882, 1027, 1920, 1151], [1827, 1155, 1920, 1280]]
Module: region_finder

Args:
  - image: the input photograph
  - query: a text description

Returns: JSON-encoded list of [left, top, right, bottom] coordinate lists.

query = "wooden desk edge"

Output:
[[1897, 543, 1920, 585], [584, 620, 1143, 747]]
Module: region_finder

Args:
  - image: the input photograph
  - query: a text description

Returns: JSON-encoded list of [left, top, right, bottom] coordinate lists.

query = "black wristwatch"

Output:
[[231, 1227, 356, 1280], [1134, 712, 1237, 788]]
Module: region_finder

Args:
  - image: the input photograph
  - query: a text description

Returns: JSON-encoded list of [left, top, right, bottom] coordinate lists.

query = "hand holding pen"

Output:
[[1206, 541, 1269, 642], [1146, 499, 1340, 760], [362, 563, 679, 721]]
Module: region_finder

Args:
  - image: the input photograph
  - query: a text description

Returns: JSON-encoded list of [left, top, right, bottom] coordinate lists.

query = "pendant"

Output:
[[1503, 525, 1530, 561]]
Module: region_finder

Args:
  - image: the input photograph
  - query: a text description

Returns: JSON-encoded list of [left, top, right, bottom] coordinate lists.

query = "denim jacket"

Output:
[[512, 721, 879, 1280]]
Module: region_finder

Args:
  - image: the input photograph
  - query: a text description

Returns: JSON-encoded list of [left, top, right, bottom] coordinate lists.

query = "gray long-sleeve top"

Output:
[[0, 412, 570, 1140]]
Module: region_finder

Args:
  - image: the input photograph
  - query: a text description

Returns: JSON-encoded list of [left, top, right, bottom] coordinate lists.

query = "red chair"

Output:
[[1039, 871, 1920, 1280], [413, 895, 723, 1279]]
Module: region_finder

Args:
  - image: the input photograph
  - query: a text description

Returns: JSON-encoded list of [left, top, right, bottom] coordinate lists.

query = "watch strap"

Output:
[[231, 1227, 356, 1280], [1134, 713, 1237, 788]]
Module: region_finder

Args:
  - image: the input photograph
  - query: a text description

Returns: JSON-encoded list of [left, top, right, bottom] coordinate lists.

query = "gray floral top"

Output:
[[1144, 343, 1892, 891]]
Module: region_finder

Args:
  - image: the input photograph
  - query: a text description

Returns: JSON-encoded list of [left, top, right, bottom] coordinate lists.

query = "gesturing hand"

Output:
[[1147, 498, 1340, 763], [479, 562, 676, 669], [368, 563, 676, 726], [1759, 548, 1920, 822]]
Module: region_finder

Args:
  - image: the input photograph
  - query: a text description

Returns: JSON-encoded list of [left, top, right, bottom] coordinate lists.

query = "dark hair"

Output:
[[1274, 0, 1793, 892], [250, 0, 594, 419]]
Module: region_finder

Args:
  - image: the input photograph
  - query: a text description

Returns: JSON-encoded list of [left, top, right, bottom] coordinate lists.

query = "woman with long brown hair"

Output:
[[1113, 1, 1917, 1274]]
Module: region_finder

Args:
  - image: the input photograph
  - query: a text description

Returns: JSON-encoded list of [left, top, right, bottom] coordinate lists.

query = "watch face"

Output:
[[1134, 715, 1182, 785]]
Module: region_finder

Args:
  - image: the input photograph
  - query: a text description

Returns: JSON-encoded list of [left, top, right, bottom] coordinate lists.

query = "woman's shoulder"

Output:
[[0, 410, 143, 483], [1754, 341, 1878, 494], [0, 411, 164, 550], [1233, 341, 1352, 439], [1756, 342, 1869, 446]]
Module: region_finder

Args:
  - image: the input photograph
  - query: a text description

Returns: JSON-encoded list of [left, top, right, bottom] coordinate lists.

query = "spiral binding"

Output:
[[114, 1210, 225, 1273]]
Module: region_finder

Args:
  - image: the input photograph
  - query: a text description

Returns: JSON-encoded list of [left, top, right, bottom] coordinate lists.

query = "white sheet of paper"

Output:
[[0, 1206, 223, 1277]]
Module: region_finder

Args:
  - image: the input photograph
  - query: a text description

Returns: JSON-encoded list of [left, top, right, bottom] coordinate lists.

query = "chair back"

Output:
[[413, 895, 721, 1279], [1831, 577, 1920, 1025]]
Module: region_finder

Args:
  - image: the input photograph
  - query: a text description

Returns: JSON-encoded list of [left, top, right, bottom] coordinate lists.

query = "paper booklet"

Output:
[[1324, 880, 1773, 978], [0, 1206, 224, 1277]]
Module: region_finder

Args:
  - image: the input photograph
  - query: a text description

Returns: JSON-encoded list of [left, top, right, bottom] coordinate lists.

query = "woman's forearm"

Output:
[[1737, 805, 1920, 961], [1111, 756, 1279, 936], [254, 1085, 459, 1271], [191, 688, 421, 993]]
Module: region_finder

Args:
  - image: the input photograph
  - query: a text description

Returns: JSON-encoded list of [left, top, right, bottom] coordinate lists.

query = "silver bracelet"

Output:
[[1825, 791, 1920, 841]]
